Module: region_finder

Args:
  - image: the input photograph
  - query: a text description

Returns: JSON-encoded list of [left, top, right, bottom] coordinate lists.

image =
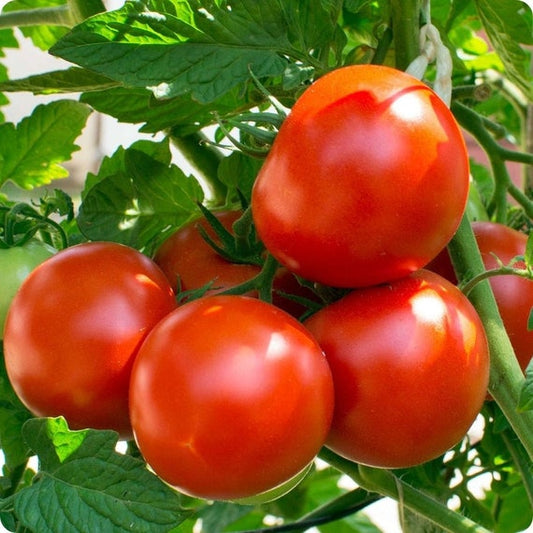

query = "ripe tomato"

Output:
[[153, 210, 318, 316], [252, 64, 469, 288], [0, 239, 55, 337], [4, 242, 176, 438], [428, 221, 533, 373], [304, 269, 489, 468], [129, 295, 334, 500]]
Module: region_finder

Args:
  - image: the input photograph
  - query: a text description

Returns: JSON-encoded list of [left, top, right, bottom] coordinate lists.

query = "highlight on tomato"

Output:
[[304, 269, 490, 469], [428, 220, 533, 373], [3, 241, 177, 438], [129, 295, 334, 501], [252, 64, 470, 288]]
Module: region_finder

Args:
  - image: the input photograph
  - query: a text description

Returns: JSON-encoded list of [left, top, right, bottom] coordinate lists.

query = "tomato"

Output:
[[304, 269, 489, 468], [252, 64, 469, 288], [428, 221, 533, 373], [3, 242, 177, 438], [129, 295, 334, 500], [153, 210, 318, 316], [0, 240, 55, 337]]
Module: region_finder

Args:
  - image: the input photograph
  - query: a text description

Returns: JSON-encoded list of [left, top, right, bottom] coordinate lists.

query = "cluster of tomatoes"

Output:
[[3, 64, 530, 503]]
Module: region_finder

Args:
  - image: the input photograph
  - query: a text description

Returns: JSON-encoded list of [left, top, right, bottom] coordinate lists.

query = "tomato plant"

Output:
[[3, 242, 177, 438], [252, 64, 469, 288], [129, 295, 334, 501], [0, 1, 531, 532], [304, 269, 490, 468], [0, 240, 55, 336], [429, 221, 533, 374]]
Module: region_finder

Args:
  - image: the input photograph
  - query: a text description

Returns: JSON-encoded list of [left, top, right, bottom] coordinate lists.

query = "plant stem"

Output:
[[390, 0, 422, 70], [452, 102, 533, 221], [448, 215, 533, 460], [170, 132, 228, 206], [319, 448, 491, 533], [0, 6, 74, 28]]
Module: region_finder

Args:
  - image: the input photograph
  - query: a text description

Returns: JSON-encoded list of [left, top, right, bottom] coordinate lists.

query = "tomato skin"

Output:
[[0, 240, 56, 337], [129, 295, 334, 500], [153, 210, 318, 316], [304, 270, 489, 468], [429, 221, 533, 373], [4, 242, 177, 438], [252, 64, 469, 288]]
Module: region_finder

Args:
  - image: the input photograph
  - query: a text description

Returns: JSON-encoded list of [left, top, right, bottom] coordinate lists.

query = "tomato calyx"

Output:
[[196, 203, 265, 266]]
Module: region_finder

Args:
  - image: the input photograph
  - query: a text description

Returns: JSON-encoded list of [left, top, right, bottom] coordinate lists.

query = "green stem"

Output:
[[170, 132, 227, 206], [0, 6, 74, 28], [390, 0, 422, 70], [448, 216, 533, 460], [452, 102, 533, 221], [319, 448, 491, 533], [460, 266, 533, 296], [501, 428, 533, 508]]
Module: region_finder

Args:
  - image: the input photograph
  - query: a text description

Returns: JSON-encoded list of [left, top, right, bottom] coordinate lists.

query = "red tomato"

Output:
[[428, 221, 533, 373], [304, 270, 489, 468], [252, 64, 469, 288], [153, 210, 318, 316], [129, 295, 334, 500], [3, 242, 177, 438]]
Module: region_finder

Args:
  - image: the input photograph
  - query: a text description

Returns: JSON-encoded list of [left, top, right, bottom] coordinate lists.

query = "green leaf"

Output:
[[50, 0, 292, 104], [518, 358, 533, 412], [0, 346, 33, 470], [217, 152, 263, 203], [80, 84, 262, 135], [474, 0, 533, 99], [0, 67, 120, 95], [0, 100, 91, 190], [14, 417, 189, 532], [77, 141, 203, 253]]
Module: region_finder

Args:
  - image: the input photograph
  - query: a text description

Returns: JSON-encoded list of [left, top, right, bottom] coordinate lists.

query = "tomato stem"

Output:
[[0, 0, 104, 28], [460, 265, 533, 296], [390, 0, 422, 70], [319, 448, 492, 533], [452, 102, 533, 222], [448, 215, 533, 461], [0, 6, 74, 28], [170, 133, 228, 206]]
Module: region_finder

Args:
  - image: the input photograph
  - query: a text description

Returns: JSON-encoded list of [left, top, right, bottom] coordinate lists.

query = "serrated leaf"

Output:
[[80, 84, 261, 135], [50, 0, 292, 104], [15, 417, 188, 532], [0, 68, 120, 95], [77, 142, 203, 252], [518, 358, 533, 412], [0, 100, 91, 190], [475, 0, 533, 99]]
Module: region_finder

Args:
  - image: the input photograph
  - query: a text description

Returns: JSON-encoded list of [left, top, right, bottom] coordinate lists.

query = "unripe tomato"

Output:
[[0, 239, 55, 337], [252, 64, 469, 288], [4, 242, 177, 438], [304, 270, 489, 468], [129, 295, 334, 500]]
